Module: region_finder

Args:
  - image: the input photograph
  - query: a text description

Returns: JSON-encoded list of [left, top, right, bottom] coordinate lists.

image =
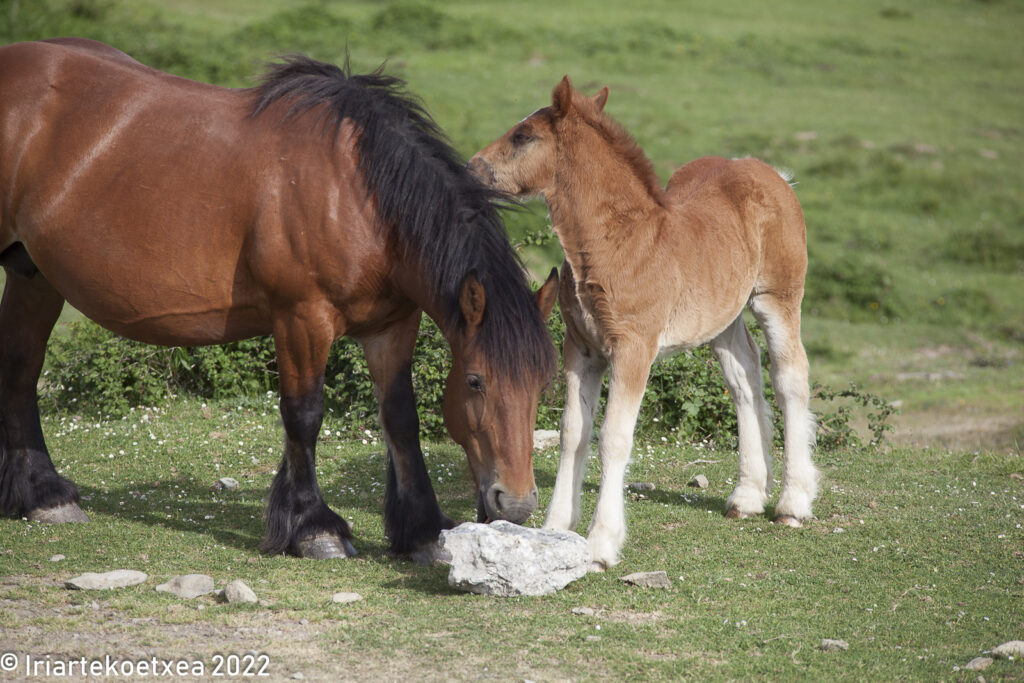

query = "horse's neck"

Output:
[[547, 134, 665, 271]]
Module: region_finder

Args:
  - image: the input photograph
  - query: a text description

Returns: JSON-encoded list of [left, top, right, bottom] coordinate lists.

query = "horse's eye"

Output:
[[466, 374, 485, 393], [511, 130, 532, 146]]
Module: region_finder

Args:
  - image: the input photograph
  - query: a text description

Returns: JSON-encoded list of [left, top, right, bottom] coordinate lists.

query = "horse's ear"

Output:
[[592, 87, 609, 111], [459, 270, 486, 333], [551, 76, 573, 119], [535, 268, 559, 320]]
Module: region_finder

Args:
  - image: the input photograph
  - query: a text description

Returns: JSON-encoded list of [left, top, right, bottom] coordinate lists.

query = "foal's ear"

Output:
[[534, 268, 559, 320], [592, 87, 609, 111], [459, 270, 487, 333], [551, 76, 574, 119]]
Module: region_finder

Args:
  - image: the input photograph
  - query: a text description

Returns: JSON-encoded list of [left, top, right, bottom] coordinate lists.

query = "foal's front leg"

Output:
[[587, 346, 653, 571], [262, 309, 354, 559], [360, 313, 454, 559], [544, 332, 606, 532]]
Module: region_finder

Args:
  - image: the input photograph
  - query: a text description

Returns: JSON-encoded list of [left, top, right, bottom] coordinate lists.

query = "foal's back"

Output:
[[666, 156, 808, 293]]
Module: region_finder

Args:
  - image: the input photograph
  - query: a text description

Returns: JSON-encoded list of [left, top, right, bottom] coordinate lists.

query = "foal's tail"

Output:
[[774, 167, 797, 188]]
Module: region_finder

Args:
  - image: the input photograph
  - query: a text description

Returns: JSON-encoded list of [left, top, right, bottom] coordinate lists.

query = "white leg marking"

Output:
[[711, 317, 773, 517], [545, 339, 605, 532]]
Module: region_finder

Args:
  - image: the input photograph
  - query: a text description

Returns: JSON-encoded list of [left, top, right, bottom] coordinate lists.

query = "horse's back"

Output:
[[663, 156, 807, 302]]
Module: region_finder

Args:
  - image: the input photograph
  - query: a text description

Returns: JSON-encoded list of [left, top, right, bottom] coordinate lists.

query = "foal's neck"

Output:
[[546, 123, 665, 259]]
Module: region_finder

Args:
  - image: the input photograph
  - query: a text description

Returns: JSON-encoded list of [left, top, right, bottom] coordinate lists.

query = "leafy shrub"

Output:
[[42, 311, 889, 452]]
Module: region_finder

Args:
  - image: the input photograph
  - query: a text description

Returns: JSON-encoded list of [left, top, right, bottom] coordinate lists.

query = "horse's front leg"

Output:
[[587, 345, 654, 571], [261, 308, 354, 559], [0, 269, 87, 523], [544, 330, 606, 532], [360, 313, 454, 558]]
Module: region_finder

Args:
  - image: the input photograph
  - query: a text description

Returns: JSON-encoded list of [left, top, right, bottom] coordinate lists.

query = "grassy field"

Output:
[[1, 0, 1022, 680], [1, 398, 1021, 680]]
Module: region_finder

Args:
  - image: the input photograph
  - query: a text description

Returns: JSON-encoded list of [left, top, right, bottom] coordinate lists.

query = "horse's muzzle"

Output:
[[482, 483, 539, 525]]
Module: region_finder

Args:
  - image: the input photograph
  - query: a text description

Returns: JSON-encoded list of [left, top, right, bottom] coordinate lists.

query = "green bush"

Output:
[[41, 310, 890, 452]]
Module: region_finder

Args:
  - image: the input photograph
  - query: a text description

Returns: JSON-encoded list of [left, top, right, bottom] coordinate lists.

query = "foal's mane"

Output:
[[569, 93, 667, 208], [249, 56, 555, 384]]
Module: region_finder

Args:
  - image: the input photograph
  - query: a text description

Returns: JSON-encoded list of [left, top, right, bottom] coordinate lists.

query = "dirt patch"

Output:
[[0, 576, 510, 682]]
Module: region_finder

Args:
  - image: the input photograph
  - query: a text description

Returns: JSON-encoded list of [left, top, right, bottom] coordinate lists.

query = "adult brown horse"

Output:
[[0, 38, 558, 560], [469, 78, 818, 570]]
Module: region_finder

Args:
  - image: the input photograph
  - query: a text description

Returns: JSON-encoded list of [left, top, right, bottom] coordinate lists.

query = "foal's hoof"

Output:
[[773, 515, 803, 528], [28, 503, 89, 524], [589, 561, 608, 573], [296, 534, 357, 559], [725, 506, 753, 520]]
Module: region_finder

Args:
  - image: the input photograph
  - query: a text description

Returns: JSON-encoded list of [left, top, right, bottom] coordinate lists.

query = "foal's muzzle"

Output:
[[466, 157, 496, 186], [481, 483, 539, 525]]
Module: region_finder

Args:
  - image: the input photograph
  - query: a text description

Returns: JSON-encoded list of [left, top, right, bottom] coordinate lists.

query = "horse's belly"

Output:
[[34, 247, 267, 345]]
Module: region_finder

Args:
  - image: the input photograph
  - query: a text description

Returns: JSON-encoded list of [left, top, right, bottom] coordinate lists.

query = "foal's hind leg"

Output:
[[361, 313, 454, 561], [749, 293, 817, 525], [262, 306, 355, 559], [710, 316, 774, 518], [0, 269, 88, 522]]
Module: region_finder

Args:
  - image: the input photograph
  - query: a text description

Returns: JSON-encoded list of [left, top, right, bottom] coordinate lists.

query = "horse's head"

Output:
[[467, 76, 608, 198], [442, 268, 559, 524]]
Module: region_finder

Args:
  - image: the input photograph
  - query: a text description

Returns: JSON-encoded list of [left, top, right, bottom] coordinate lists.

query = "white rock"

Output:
[[222, 579, 258, 604], [331, 592, 363, 604], [155, 574, 216, 599], [50, 554, 66, 562], [965, 657, 993, 671], [820, 639, 850, 652], [66, 570, 147, 590], [993, 640, 1024, 658], [688, 474, 710, 489], [216, 477, 239, 490], [533, 429, 560, 451], [440, 521, 591, 597], [620, 571, 671, 589]]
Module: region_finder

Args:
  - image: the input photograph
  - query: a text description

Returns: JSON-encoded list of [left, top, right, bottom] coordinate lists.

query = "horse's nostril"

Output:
[[487, 483, 508, 516]]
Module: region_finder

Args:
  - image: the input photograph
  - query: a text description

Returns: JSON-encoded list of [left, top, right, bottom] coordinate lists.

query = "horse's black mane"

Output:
[[250, 56, 555, 384]]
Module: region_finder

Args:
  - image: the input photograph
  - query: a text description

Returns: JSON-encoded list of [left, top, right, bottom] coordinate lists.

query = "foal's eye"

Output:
[[466, 374, 485, 393], [511, 130, 532, 146]]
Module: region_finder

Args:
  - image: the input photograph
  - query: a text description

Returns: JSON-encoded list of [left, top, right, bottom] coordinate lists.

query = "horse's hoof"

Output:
[[410, 541, 452, 566], [589, 561, 607, 573], [296, 534, 357, 559], [725, 506, 751, 520], [774, 515, 803, 528], [28, 503, 89, 523]]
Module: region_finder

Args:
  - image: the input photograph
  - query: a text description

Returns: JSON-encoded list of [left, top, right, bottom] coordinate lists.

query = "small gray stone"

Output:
[[688, 474, 710, 489], [331, 592, 363, 604], [50, 554, 66, 562], [820, 639, 850, 652], [626, 482, 655, 492], [993, 640, 1024, 659], [621, 571, 671, 589], [571, 607, 597, 617], [441, 521, 591, 597], [155, 574, 216, 599], [222, 579, 258, 604], [965, 657, 993, 671], [216, 477, 239, 490], [533, 429, 560, 451], [66, 570, 148, 590]]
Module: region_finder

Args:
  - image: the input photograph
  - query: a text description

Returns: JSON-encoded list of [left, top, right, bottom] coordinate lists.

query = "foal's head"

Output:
[[467, 77, 609, 198], [443, 269, 559, 524]]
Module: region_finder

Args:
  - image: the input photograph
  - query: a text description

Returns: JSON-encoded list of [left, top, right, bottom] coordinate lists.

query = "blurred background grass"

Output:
[[2, 0, 1021, 450]]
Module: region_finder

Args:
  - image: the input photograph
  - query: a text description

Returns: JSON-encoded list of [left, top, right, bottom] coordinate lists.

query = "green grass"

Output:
[[2, 0, 1022, 448], [0, 397, 1021, 679]]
